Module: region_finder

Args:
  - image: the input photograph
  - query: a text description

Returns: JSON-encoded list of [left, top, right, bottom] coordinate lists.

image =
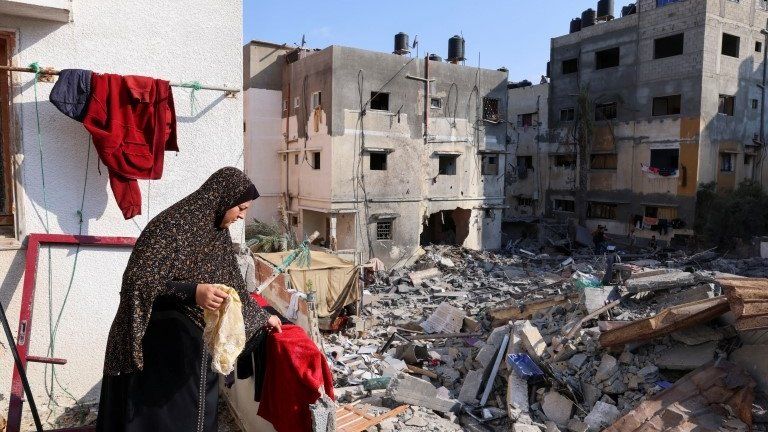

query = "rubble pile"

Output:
[[324, 245, 768, 431]]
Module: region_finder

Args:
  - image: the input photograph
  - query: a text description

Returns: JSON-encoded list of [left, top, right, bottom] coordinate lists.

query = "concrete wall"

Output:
[[244, 41, 292, 91], [244, 89, 283, 224], [0, 0, 243, 424]]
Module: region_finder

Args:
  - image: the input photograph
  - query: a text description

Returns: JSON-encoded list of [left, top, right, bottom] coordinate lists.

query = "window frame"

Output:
[[430, 97, 442, 109], [595, 47, 621, 70], [718, 94, 735, 116], [0, 32, 16, 228], [562, 58, 579, 75], [369, 152, 387, 171], [376, 220, 393, 240], [587, 202, 618, 220], [482, 97, 500, 121], [553, 199, 576, 213], [721, 33, 740, 58], [560, 107, 575, 122], [652, 94, 682, 116], [312, 151, 321, 170], [369, 91, 390, 111], [595, 101, 618, 121], [438, 154, 458, 175], [653, 33, 685, 59], [590, 153, 618, 170], [481, 155, 499, 175], [720, 152, 735, 172], [311, 91, 322, 110]]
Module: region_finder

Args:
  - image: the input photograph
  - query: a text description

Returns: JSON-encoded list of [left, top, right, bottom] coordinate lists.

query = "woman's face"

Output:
[[220, 202, 251, 228]]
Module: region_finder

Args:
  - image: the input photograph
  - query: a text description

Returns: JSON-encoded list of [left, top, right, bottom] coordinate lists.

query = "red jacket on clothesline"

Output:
[[83, 74, 177, 219]]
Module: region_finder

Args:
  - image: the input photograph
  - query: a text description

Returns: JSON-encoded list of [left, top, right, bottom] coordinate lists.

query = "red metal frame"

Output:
[[7, 233, 136, 432]]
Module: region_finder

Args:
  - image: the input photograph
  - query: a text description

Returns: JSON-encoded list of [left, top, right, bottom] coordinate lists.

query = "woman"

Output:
[[96, 167, 281, 432]]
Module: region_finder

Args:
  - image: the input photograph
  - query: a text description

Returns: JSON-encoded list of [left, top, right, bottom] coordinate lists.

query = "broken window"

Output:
[[595, 102, 617, 120], [553, 154, 577, 169], [644, 206, 678, 219], [757, 41, 763, 53], [554, 199, 575, 212], [517, 197, 534, 207], [752, 99, 759, 109], [562, 58, 579, 75], [483, 98, 500, 121], [718, 95, 735, 116], [595, 47, 620, 70], [722, 33, 740, 58], [294, 154, 299, 165], [376, 220, 392, 240], [518, 113, 536, 127], [370, 152, 387, 171], [587, 202, 618, 220], [370, 92, 389, 111], [720, 153, 735, 172], [438, 155, 458, 175], [311, 91, 322, 110], [430, 98, 442, 109], [590, 153, 618, 170], [481, 155, 499, 175], [517, 156, 534, 170], [654, 33, 684, 59], [650, 148, 679, 171], [312, 151, 321, 170], [652, 94, 681, 116], [560, 107, 575, 122]]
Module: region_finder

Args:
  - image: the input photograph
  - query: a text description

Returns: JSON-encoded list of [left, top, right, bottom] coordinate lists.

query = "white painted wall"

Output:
[[244, 88, 283, 225], [0, 0, 243, 425]]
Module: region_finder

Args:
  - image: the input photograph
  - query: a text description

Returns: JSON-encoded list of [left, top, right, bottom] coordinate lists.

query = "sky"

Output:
[[244, 0, 603, 82]]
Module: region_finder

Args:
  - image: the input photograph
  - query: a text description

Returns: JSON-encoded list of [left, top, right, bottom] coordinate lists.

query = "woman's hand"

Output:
[[195, 284, 228, 311], [266, 315, 282, 333]]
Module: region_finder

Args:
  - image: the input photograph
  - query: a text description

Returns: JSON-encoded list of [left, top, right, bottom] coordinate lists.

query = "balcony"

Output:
[[0, 0, 71, 23]]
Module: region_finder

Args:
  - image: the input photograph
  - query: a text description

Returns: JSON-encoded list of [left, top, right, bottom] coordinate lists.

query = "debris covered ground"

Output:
[[323, 245, 768, 431]]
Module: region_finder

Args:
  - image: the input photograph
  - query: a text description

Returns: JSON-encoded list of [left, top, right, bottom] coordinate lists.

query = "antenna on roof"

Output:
[[300, 34, 306, 48]]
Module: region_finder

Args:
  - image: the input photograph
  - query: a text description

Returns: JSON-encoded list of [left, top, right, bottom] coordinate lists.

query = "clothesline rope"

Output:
[[0, 65, 240, 94]]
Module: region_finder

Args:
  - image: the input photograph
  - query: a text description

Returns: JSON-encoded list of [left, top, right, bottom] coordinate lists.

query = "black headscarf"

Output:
[[103, 167, 270, 375]]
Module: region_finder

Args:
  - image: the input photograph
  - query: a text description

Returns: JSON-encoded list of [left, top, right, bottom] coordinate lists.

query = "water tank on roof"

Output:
[[597, 0, 615, 19], [621, 3, 637, 16], [498, 67, 508, 72], [447, 35, 465, 63], [582, 9, 596, 27], [428, 53, 442, 62], [570, 18, 582, 33], [394, 32, 410, 55]]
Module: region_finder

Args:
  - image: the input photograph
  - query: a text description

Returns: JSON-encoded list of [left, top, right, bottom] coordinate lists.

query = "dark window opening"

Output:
[[554, 199, 575, 213], [590, 153, 618, 170], [484, 209, 494, 219], [518, 112, 536, 127], [291, 216, 299, 226], [587, 202, 618, 220], [294, 154, 299, 165], [553, 154, 576, 169], [562, 58, 579, 75], [430, 98, 442, 109], [654, 33, 685, 59], [483, 98, 500, 121], [720, 153, 735, 172], [757, 41, 763, 53], [517, 197, 534, 207], [722, 33, 740, 57], [517, 156, 534, 170], [745, 154, 754, 165], [438, 155, 458, 175], [650, 148, 679, 171], [482, 155, 499, 175], [595, 47, 620, 70], [752, 99, 759, 109], [718, 95, 735, 116], [595, 102, 617, 120], [644, 206, 678, 219], [652, 94, 681, 116], [370, 92, 390, 111], [370, 152, 387, 170], [560, 107, 575, 122], [312, 151, 321, 170], [376, 220, 392, 240]]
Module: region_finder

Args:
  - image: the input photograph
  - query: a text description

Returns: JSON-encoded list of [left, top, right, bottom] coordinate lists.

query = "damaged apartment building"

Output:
[[244, 36, 508, 267], [507, 0, 768, 245]]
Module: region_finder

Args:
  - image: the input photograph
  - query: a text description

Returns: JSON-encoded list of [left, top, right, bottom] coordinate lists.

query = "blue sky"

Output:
[[244, 0, 603, 82]]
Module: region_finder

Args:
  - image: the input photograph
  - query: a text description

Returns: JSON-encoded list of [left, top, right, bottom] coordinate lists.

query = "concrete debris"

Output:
[[720, 277, 768, 331], [322, 245, 768, 432]]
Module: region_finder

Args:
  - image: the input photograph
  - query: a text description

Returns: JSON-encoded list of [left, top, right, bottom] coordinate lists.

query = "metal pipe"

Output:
[[0, 65, 240, 93], [424, 54, 430, 141]]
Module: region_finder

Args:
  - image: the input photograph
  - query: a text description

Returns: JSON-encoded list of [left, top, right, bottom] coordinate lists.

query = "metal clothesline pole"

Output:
[[0, 65, 240, 94]]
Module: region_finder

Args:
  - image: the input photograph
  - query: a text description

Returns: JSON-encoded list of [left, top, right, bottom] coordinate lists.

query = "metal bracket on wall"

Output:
[[6, 233, 136, 432]]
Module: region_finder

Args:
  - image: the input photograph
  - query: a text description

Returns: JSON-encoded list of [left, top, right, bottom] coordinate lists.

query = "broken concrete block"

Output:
[[670, 325, 723, 346], [513, 423, 542, 432], [541, 391, 573, 427], [625, 271, 697, 293], [520, 320, 547, 359], [405, 413, 429, 427], [421, 302, 465, 334], [583, 286, 617, 313], [729, 344, 768, 395], [595, 354, 618, 382], [409, 267, 442, 285], [386, 372, 460, 413], [309, 393, 336, 432], [566, 418, 588, 432], [656, 341, 717, 370], [584, 400, 621, 431], [568, 353, 588, 369], [544, 421, 561, 432], [638, 365, 659, 383], [458, 369, 484, 404], [581, 382, 602, 409], [507, 367, 530, 420], [476, 324, 511, 368]]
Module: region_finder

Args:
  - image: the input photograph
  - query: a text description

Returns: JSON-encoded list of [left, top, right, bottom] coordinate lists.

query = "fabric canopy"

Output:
[[256, 251, 359, 318]]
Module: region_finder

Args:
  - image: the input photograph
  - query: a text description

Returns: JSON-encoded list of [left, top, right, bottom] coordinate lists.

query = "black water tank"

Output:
[[621, 3, 637, 16], [448, 35, 465, 63], [597, 0, 614, 19], [582, 9, 596, 27], [570, 18, 582, 33], [428, 53, 442, 62], [498, 67, 508, 72], [394, 32, 409, 55]]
